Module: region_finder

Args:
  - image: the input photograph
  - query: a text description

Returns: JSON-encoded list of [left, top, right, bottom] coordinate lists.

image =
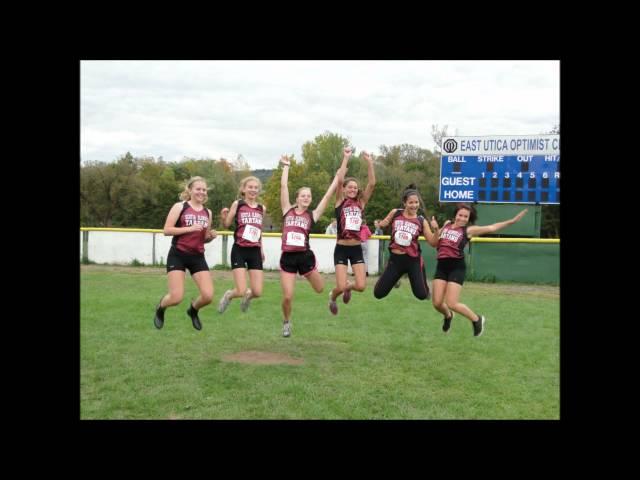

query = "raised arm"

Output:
[[426, 216, 441, 247], [313, 153, 351, 222], [422, 217, 438, 248], [467, 208, 528, 237], [220, 200, 239, 229], [334, 146, 353, 206], [280, 155, 293, 215], [360, 151, 376, 206], [378, 208, 398, 229]]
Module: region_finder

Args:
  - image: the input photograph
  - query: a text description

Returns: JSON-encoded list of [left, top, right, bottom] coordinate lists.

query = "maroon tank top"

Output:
[[437, 224, 468, 259], [234, 200, 264, 247], [336, 197, 363, 241], [281, 208, 314, 252], [173, 202, 210, 254], [388, 210, 423, 258]]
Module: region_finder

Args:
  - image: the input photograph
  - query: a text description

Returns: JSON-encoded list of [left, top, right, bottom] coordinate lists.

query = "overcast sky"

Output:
[[81, 60, 559, 170]]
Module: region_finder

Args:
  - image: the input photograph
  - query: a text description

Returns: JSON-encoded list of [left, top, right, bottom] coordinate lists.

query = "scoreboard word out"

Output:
[[439, 134, 560, 204]]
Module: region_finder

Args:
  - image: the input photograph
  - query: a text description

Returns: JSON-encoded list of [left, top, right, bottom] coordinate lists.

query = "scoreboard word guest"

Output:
[[439, 134, 560, 204]]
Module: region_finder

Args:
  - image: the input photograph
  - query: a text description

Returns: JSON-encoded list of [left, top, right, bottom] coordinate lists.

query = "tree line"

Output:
[[80, 128, 560, 237]]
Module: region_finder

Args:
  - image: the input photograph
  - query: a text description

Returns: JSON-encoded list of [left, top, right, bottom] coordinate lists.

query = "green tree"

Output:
[[374, 143, 444, 221], [206, 160, 240, 229], [263, 156, 302, 231], [80, 153, 137, 227], [300, 131, 351, 177], [135, 158, 181, 228], [109, 153, 147, 227]]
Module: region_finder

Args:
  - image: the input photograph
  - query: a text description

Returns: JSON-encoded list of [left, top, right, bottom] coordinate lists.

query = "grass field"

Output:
[[80, 265, 559, 419]]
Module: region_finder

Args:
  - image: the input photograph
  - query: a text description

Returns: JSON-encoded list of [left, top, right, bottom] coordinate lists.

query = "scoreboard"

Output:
[[439, 134, 560, 204]]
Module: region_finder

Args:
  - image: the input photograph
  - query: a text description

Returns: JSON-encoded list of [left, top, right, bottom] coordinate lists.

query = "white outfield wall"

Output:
[[80, 229, 380, 275]]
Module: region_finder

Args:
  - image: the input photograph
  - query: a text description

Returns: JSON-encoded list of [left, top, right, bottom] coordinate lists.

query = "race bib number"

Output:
[[345, 215, 362, 231], [394, 231, 412, 247], [242, 225, 261, 243], [286, 231, 305, 247]]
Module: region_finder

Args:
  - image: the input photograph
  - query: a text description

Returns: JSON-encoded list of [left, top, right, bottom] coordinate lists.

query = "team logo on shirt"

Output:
[[239, 211, 263, 225], [440, 228, 462, 243], [285, 215, 310, 229], [393, 220, 418, 246], [183, 213, 208, 228], [343, 206, 362, 231]]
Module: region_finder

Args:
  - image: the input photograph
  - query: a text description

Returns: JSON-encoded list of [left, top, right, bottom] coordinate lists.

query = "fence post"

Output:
[[222, 233, 228, 267], [82, 230, 89, 263], [152, 233, 156, 265]]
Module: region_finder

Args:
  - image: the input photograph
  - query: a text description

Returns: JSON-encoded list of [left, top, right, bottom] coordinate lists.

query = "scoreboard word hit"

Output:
[[439, 134, 560, 204]]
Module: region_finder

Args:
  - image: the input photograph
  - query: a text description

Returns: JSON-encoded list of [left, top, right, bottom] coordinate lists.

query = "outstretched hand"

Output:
[[343, 147, 354, 159], [362, 151, 373, 162], [280, 155, 290, 167], [512, 209, 528, 223]]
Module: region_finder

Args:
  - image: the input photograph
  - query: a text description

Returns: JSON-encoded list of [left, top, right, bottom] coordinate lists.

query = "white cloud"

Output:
[[81, 60, 559, 169]]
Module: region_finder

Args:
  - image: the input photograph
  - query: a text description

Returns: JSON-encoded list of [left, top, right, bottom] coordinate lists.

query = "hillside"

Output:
[[252, 169, 274, 184]]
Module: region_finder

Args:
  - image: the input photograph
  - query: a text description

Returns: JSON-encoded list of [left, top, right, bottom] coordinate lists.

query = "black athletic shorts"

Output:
[[374, 252, 429, 301], [280, 250, 317, 276], [333, 243, 364, 266], [166, 246, 209, 275], [230, 244, 263, 270], [434, 257, 466, 285]]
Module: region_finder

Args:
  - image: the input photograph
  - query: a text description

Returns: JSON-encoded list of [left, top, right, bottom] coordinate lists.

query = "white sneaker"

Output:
[[282, 321, 291, 337], [240, 289, 253, 313], [218, 289, 233, 314]]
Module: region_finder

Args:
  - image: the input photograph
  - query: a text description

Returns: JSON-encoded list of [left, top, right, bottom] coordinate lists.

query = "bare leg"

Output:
[[280, 271, 296, 323], [331, 264, 349, 301], [160, 270, 186, 307], [431, 279, 453, 318], [350, 263, 367, 292], [229, 268, 248, 299], [247, 269, 264, 298], [190, 270, 214, 309], [444, 282, 479, 322], [305, 270, 324, 293]]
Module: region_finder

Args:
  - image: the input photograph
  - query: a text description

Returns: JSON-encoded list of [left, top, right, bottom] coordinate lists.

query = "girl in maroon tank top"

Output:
[[153, 176, 217, 332], [328, 148, 377, 316], [278, 153, 349, 337], [374, 185, 438, 302], [218, 176, 266, 314], [430, 203, 528, 337]]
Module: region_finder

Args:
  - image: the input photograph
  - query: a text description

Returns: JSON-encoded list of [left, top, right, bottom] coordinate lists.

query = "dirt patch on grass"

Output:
[[222, 351, 304, 365]]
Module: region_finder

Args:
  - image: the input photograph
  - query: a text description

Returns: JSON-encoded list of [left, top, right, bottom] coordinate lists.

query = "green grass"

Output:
[[80, 266, 559, 419]]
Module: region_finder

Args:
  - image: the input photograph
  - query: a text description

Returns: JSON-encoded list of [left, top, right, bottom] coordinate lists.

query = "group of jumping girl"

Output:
[[153, 147, 528, 338]]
